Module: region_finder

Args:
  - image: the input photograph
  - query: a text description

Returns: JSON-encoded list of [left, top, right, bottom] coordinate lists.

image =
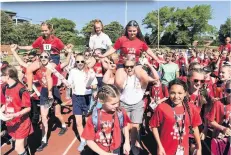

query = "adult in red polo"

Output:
[[18, 22, 64, 65], [219, 37, 231, 54]]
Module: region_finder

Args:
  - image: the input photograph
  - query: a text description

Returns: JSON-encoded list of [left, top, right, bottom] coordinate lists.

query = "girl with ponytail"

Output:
[[149, 79, 202, 155], [82, 84, 131, 155]]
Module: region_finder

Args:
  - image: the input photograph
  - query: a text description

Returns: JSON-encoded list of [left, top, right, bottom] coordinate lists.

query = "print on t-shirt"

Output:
[[96, 120, 114, 147], [5, 95, 14, 113], [170, 114, 186, 142], [127, 48, 136, 60]]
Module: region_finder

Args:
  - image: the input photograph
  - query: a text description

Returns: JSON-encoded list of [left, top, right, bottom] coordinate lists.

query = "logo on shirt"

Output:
[[96, 120, 114, 146]]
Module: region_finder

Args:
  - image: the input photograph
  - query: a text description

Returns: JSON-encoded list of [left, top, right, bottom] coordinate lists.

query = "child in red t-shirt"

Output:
[[206, 81, 231, 155], [1, 65, 33, 155], [149, 79, 202, 155], [82, 84, 131, 155]]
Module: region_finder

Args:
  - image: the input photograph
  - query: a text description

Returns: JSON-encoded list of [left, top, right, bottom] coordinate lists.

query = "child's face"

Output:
[[102, 96, 120, 112]]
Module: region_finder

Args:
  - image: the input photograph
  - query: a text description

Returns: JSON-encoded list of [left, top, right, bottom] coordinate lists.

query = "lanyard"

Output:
[[171, 105, 186, 145], [153, 87, 160, 103], [99, 111, 115, 152]]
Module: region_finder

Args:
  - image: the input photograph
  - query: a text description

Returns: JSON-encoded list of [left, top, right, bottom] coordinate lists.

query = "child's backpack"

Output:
[[92, 108, 124, 132]]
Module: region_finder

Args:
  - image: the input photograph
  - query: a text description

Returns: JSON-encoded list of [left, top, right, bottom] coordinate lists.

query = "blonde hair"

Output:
[[97, 84, 120, 102]]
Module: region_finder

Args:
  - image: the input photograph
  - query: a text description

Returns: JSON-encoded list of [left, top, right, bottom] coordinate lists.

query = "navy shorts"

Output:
[[96, 77, 103, 88], [72, 94, 91, 115], [40, 86, 62, 105], [50, 54, 60, 65]]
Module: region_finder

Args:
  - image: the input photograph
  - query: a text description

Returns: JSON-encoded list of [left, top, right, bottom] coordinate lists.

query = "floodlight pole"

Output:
[[157, 1, 160, 50], [125, 0, 127, 26]]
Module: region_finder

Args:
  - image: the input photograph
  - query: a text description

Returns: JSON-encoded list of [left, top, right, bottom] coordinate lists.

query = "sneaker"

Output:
[[58, 127, 67, 136], [77, 141, 86, 152], [36, 142, 48, 152]]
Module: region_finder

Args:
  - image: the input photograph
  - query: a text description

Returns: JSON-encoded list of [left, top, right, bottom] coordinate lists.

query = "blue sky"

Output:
[[1, 1, 230, 34]]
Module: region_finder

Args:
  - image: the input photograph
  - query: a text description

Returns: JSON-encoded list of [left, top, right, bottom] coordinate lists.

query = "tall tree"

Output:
[[81, 20, 95, 46], [143, 5, 214, 46], [1, 11, 14, 44], [218, 17, 231, 43], [13, 23, 40, 45], [104, 21, 124, 43]]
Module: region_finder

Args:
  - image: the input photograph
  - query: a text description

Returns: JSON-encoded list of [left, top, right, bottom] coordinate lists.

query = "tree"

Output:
[[81, 20, 95, 46], [218, 17, 231, 43], [46, 18, 83, 45], [143, 5, 214, 46], [46, 18, 77, 34], [13, 23, 40, 45], [104, 21, 124, 43], [1, 11, 14, 44]]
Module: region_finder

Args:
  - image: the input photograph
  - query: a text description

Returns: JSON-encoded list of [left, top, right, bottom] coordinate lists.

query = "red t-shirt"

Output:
[[3, 82, 33, 139], [93, 62, 103, 77], [204, 78, 215, 98], [188, 93, 202, 113], [219, 43, 231, 54], [34, 64, 62, 87], [82, 109, 130, 152], [202, 58, 210, 67], [151, 84, 169, 101], [206, 101, 231, 136], [113, 36, 149, 63], [178, 57, 186, 68], [32, 35, 64, 55], [149, 102, 202, 155], [188, 56, 201, 64], [0, 83, 6, 104]]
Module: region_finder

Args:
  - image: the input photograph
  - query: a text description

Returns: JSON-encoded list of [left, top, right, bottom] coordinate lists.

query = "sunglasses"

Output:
[[193, 79, 205, 83], [76, 60, 85, 64], [85, 54, 90, 57], [39, 56, 49, 59], [124, 65, 134, 69], [225, 89, 231, 94]]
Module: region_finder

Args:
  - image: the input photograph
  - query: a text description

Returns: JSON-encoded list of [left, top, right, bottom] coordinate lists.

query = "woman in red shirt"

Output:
[[99, 20, 160, 89], [1, 65, 33, 155], [150, 79, 202, 155]]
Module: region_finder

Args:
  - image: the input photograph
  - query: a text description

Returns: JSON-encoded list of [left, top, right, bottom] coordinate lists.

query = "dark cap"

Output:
[[28, 51, 37, 57]]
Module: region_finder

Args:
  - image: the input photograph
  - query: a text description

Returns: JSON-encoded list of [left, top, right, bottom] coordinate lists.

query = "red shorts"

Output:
[[7, 116, 33, 139]]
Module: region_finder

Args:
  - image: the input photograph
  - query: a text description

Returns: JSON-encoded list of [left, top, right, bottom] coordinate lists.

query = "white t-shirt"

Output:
[[120, 75, 145, 105], [68, 68, 98, 95], [89, 32, 112, 50]]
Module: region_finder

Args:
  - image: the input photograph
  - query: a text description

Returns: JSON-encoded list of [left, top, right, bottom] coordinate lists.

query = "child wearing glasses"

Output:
[[82, 84, 131, 155], [206, 80, 231, 155], [1, 65, 33, 155], [33, 50, 72, 152], [67, 54, 98, 152]]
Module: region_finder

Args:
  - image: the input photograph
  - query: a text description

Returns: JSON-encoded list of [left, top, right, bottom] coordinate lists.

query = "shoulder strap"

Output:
[[117, 110, 124, 129], [161, 84, 166, 97], [92, 108, 99, 132], [19, 87, 26, 100], [2, 84, 8, 96]]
